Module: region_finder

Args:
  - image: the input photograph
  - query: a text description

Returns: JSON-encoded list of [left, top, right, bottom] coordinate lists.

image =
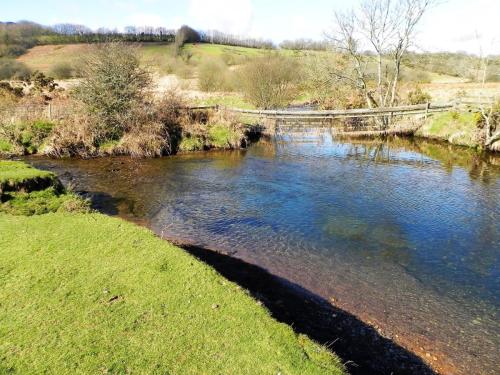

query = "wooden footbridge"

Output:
[[187, 102, 456, 136]]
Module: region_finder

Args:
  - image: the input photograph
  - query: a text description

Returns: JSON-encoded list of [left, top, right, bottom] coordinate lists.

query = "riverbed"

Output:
[[28, 133, 499, 374]]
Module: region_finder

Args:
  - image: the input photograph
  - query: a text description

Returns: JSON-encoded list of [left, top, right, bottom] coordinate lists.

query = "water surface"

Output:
[[29, 133, 500, 374]]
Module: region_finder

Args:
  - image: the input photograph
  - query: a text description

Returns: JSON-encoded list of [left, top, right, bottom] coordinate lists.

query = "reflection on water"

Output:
[[28, 133, 499, 375]]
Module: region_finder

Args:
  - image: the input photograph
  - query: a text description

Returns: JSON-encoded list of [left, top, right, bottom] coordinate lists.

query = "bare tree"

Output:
[[326, 0, 434, 121], [476, 36, 500, 149]]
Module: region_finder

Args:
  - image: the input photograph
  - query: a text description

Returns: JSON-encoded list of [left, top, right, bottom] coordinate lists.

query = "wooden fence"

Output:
[[0, 100, 478, 125], [218, 102, 454, 119]]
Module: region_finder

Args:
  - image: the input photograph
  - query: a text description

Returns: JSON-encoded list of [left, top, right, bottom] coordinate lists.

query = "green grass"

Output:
[[0, 213, 345, 374], [416, 111, 480, 147], [0, 186, 89, 216], [0, 161, 345, 374], [194, 94, 256, 110], [17, 43, 270, 75], [0, 138, 13, 153], [179, 136, 204, 152], [183, 43, 268, 63], [0, 160, 57, 192], [208, 124, 241, 148]]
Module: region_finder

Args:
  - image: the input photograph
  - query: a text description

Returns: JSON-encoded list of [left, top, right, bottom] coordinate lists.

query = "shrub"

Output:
[[50, 62, 74, 79], [198, 59, 234, 92], [407, 87, 432, 105], [27, 71, 58, 94], [238, 55, 299, 109], [0, 81, 23, 97], [73, 42, 152, 143], [0, 58, 31, 80]]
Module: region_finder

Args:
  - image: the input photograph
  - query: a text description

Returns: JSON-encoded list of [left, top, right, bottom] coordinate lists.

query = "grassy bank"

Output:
[[0, 161, 345, 374], [416, 111, 481, 148], [0, 160, 57, 193]]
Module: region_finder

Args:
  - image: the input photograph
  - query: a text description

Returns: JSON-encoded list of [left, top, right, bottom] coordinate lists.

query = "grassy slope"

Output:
[[17, 43, 267, 73], [0, 161, 345, 374], [18, 42, 464, 84], [16, 44, 89, 72]]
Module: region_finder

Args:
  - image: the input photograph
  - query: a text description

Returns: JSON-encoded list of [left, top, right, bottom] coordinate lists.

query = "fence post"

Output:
[[47, 103, 52, 120], [425, 102, 430, 119]]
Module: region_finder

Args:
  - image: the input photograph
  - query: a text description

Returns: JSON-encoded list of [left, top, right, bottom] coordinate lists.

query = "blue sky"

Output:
[[2, 0, 499, 53]]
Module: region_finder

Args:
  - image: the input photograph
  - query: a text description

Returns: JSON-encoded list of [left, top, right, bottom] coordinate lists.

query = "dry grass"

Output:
[[17, 44, 90, 73]]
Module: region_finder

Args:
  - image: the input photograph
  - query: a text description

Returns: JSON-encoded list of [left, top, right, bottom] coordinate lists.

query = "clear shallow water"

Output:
[[29, 133, 499, 374]]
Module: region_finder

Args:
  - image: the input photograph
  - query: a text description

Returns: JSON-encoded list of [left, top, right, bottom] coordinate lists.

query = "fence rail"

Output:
[[0, 100, 484, 125], [182, 103, 455, 119]]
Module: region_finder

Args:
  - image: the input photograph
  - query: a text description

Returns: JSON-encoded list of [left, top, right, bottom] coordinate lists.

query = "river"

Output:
[[28, 132, 499, 374]]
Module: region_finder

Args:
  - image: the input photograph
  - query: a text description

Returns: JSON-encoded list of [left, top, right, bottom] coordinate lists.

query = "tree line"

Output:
[[0, 21, 278, 59]]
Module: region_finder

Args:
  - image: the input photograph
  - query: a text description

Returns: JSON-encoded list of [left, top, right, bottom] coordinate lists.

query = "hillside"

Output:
[[12, 42, 500, 108]]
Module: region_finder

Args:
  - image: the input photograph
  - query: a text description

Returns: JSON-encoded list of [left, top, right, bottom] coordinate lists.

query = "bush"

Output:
[[73, 42, 152, 143], [198, 59, 234, 92], [0, 81, 23, 97], [238, 55, 299, 109], [407, 87, 432, 105], [50, 62, 74, 79], [0, 58, 31, 80]]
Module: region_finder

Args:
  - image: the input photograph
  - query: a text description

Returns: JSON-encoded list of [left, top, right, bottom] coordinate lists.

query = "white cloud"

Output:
[[188, 0, 254, 35], [417, 0, 500, 55]]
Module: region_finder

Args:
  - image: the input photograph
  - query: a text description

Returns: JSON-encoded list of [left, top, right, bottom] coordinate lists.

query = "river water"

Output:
[[29, 132, 499, 374]]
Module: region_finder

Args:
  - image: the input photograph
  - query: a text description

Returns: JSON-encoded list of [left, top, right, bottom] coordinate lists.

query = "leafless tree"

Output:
[[326, 0, 435, 121], [476, 36, 500, 149]]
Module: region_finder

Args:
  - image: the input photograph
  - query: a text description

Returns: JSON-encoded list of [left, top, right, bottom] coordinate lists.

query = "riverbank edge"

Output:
[[0, 161, 346, 374]]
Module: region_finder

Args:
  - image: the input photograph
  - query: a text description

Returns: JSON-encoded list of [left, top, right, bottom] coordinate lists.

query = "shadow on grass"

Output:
[[181, 244, 436, 375]]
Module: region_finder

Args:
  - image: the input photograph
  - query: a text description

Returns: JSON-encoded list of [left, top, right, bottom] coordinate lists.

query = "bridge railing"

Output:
[[183, 103, 455, 119]]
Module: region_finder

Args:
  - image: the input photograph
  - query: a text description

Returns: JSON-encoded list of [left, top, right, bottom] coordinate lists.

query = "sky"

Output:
[[1, 0, 499, 54]]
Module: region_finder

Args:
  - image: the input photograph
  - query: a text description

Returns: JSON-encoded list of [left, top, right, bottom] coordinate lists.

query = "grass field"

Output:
[[17, 43, 270, 74], [0, 161, 345, 374]]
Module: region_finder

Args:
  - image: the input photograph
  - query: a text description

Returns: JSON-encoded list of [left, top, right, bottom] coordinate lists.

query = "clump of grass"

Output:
[[201, 111, 245, 149], [0, 160, 57, 193], [0, 120, 55, 155], [0, 187, 89, 216], [179, 135, 204, 151], [0, 138, 13, 153], [0, 161, 89, 215], [97, 140, 120, 155], [406, 87, 432, 105]]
